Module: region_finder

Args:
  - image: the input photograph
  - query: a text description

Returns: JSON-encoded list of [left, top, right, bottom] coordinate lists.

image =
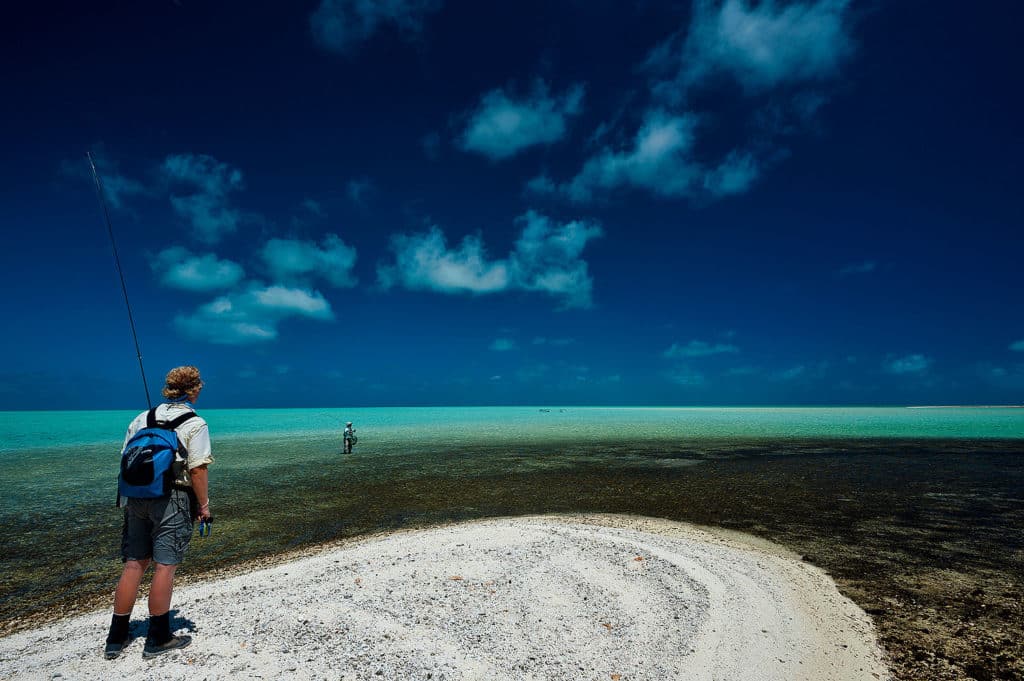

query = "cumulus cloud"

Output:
[[533, 112, 761, 201], [538, 0, 854, 203], [161, 154, 245, 244], [378, 211, 602, 308], [97, 172, 149, 211], [459, 81, 584, 160], [508, 211, 603, 308], [664, 340, 740, 358], [175, 283, 334, 344], [310, 0, 442, 54], [702, 151, 760, 197], [378, 228, 510, 294], [649, 0, 854, 97], [153, 247, 244, 291], [490, 338, 517, 352], [1010, 340, 1024, 352], [562, 111, 699, 201], [260, 235, 358, 288], [885, 354, 932, 375]]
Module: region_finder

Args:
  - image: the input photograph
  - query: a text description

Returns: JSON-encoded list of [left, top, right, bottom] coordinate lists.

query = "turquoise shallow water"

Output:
[[3, 406, 1023, 453], [2, 406, 1022, 513]]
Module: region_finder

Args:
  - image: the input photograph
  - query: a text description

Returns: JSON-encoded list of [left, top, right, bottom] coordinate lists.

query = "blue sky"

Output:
[[2, 0, 1022, 409]]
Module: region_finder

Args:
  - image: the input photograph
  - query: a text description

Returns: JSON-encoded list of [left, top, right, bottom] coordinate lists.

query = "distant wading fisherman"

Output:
[[343, 421, 356, 454], [103, 366, 213, 659]]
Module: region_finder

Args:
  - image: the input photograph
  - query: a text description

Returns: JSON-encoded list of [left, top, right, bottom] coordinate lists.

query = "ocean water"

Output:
[[3, 406, 1021, 511], [5, 405, 1024, 453], [1, 406, 1022, 630]]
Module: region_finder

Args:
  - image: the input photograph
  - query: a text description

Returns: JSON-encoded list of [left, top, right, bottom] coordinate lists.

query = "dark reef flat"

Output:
[[3, 437, 1022, 680]]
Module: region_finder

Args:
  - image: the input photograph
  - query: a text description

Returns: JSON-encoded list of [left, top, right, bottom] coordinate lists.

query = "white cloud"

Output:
[[534, 112, 765, 202], [310, 0, 442, 54], [175, 283, 334, 344], [153, 247, 244, 291], [459, 81, 584, 160], [650, 0, 854, 97], [252, 285, 334, 316], [377, 211, 601, 308], [261, 235, 358, 288], [703, 150, 760, 197], [102, 176, 148, 210], [537, 0, 854, 204], [561, 111, 700, 201], [161, 154, 245, 244], [378, 228, 510, 294], [509, 211, 603, 308], [1009, 340, 1024, 352], [885, 354, 932, 375], [664, 340, 740, 358], [490, 338, 517, 352]]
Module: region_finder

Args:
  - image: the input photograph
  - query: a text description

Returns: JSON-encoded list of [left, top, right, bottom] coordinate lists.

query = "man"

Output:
[[343, 421, 356, 454], [103, 365, 213, 660]]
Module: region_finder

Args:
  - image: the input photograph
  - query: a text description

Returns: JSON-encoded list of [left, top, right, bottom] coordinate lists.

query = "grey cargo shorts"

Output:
[[121, 488, 195, 565]]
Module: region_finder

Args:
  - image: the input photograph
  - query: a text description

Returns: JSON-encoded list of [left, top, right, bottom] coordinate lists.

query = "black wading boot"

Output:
[[142, 612, 191, 659], [103, 613, 131, 659]]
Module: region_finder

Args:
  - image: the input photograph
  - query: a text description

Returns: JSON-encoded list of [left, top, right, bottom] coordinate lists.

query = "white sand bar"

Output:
[[0, 514, 890, 680]]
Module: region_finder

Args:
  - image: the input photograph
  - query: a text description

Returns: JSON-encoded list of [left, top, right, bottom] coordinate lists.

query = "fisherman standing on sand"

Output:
[[103, 366, 213, 660], [343, 421, 356, 453]]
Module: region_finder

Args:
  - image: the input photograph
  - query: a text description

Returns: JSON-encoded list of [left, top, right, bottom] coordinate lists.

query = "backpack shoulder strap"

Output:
[[165, 411, 198, 430], [144, 408, 158, 429]]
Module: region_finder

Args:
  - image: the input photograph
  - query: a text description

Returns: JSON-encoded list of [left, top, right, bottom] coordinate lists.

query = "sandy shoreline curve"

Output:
[[0, 514, 890, 680]]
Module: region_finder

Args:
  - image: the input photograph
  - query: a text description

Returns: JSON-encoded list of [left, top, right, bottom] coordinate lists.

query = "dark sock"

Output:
[[106, 613, 130, 644], [146, 612, 172, 645]]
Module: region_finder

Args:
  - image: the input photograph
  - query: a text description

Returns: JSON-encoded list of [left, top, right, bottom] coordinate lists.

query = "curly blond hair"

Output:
[[162, 365, 204, 400]]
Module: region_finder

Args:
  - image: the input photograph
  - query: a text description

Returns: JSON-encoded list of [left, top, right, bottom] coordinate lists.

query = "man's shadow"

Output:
[[127, 609, 197, 639]]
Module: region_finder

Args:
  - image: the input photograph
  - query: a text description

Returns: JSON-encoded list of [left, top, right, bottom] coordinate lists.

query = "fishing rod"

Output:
[[87, 151, 152, 409]]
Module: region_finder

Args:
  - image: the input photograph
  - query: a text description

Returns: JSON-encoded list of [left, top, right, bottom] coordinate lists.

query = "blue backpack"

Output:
[[118, 408, 196, 500]]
